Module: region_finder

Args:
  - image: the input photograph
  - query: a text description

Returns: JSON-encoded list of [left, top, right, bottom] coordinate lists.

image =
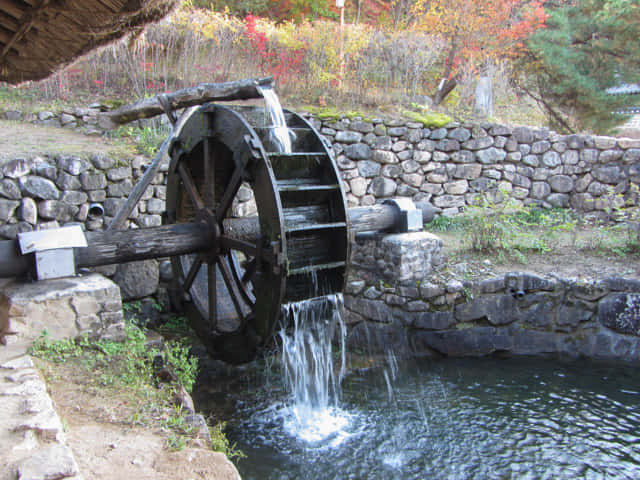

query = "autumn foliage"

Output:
[[411, 0, 548, 103]]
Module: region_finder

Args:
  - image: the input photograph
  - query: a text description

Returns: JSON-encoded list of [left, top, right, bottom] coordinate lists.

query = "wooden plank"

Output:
[[1, 0, 26, 20], [0, 13, 19, 33]]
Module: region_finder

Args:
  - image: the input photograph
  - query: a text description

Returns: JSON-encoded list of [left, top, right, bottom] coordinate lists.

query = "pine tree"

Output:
[[518, 0, 640, 133]]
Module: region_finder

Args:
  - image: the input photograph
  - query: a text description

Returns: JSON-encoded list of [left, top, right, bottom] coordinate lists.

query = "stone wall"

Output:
[[308, 116, 640, 217], [345, 233, 640, 363]]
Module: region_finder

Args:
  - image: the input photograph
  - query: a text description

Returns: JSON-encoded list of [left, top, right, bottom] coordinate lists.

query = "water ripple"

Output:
[[225, 358, 640, 480]]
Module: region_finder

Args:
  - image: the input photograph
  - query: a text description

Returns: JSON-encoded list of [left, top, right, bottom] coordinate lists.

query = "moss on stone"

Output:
[[402, 110, 453, 128]]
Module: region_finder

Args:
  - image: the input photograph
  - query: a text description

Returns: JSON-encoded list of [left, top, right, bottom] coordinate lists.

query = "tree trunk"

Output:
[[434, 38, 458, 105]]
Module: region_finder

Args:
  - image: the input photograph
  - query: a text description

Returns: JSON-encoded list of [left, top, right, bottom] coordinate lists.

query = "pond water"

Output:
[[210, 356, 640, 480]]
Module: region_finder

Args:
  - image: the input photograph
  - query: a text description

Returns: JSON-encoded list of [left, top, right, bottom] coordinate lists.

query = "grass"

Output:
[[30, 317, 244, 459], [425, 203, 640, 263], [402, 109, 454, 128], [107, 124, 170, 157], [28, 319, 227, 455]]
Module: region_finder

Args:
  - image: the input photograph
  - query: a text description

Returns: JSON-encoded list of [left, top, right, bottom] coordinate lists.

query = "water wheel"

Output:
[[165, 104, 349, 363]]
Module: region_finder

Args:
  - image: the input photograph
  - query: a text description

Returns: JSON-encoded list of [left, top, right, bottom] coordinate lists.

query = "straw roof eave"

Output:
[[0, 0, 177, 85]]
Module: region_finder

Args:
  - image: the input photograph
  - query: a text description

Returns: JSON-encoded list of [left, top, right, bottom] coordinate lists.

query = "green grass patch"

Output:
[[107, 124, 169, 157], [402, 110, 453, 128], [27, 319, 246, 456]]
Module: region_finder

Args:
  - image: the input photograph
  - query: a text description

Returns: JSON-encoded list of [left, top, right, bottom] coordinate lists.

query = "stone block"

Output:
[[0, 274, 123, 344], [112, 260, 159, 301], [377, 232, 443, 283]]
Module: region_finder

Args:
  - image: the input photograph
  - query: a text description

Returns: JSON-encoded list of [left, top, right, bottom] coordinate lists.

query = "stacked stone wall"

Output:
[[307, 116, 640, 217], [346, 233, 640, 363]]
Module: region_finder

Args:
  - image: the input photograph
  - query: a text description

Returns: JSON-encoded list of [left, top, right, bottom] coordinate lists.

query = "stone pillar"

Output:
[[0, 273, 124, 345], [351, 232, 445, 286]]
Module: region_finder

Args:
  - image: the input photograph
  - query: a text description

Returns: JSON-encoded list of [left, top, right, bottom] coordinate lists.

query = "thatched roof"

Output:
[[0, 0, 176, 84]]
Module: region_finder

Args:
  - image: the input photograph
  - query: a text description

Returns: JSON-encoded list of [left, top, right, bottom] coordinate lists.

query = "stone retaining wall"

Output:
[[5, 107, 640, 217], [345, 233, 640, 363], [308, 116, 640, 217]]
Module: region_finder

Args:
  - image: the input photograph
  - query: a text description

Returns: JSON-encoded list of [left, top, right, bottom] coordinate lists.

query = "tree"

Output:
[[411, 0, 548, 105], [518, 0, 640, 133], [196, 0, 336, 22]]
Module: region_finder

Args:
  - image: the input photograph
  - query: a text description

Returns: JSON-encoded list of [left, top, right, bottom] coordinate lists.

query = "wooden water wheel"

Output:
[[165, 104, 349, 362]]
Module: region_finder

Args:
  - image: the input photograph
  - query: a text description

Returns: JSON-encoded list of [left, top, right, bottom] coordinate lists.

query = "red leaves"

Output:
[[243, 14, 307, 85]]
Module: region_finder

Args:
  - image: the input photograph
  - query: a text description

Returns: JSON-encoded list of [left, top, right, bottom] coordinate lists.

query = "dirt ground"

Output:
[[0, 119, 135, 160], [37, 360, 241, 480], [436, 231, 640, 283]]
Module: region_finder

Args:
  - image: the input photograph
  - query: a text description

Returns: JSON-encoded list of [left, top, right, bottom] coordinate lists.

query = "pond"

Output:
[[201, 356, 640, 480]]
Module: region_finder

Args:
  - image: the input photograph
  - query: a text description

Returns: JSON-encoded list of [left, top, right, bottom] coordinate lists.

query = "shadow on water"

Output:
[[193, 354, 640, 480]]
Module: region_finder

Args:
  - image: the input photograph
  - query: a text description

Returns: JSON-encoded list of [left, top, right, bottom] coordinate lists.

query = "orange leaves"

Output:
[[412, 0, 549, 74]]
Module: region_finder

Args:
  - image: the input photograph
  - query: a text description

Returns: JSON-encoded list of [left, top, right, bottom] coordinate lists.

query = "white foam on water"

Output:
[[277, 294, 352, 445]]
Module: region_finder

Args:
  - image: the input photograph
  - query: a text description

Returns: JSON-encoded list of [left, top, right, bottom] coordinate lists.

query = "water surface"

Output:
[[220, 357, 640, 480]]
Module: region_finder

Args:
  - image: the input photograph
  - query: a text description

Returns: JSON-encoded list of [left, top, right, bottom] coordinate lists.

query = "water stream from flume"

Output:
[[257, 84, 294, 153], [277, 294, 352, 444]]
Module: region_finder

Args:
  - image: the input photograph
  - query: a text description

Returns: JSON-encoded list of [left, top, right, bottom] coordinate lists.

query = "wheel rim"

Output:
[[165, 103, 349, 362]]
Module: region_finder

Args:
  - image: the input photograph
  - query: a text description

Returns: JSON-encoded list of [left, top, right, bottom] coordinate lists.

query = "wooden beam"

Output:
[[1, 0, 26, 20], [0, 0, 50, 62], [0, 12, 20, 33], [98, 77, 273, 129]]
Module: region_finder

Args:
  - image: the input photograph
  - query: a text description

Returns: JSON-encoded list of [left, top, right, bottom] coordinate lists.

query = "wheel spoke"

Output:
[[230, 255, 256, 307], [215, 167, 243, 222], [203, 130, 215, 209], [183, 254, 204, 293], [217, 257, 246, 321], [241, 257, 257, 283], [207, 259, 217, 330], [177, 162, 205, 211], [219, 236, 258, 257]]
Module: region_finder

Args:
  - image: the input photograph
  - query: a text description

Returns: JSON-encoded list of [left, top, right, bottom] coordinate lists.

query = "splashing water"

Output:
[[278, 294, 352, 444], [257, 84, 294, 153]]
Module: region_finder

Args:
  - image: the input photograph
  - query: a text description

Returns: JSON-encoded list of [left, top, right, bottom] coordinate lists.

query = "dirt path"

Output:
[[39, 360, 241, 480], [0, 120, 134, 160]]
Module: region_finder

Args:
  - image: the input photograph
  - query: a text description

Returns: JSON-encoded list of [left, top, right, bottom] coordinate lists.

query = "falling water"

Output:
[[278, 294, 351, 444], [257, 84, 294, 153]]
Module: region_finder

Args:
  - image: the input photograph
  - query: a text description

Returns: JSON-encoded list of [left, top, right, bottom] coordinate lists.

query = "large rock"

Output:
[[476, 147, 506, 164], [344, 143, 372, 160], [17, 444, 79, 480], [414, 311, 455, 330], [1, 158, 33, 178], [335, 131, 363, 144], [592, 165, 622, 184], [113, 260, 160, 301], [38, 200, 76, 222], [368, 177, 397, 197], [19, 176, 60, 200], [0, 178, 22, 200], [455, 294, 520, 326], [549, 175, 574, 193], [598, 293, 640, 335], [372, 150, 398, 164], [57, 155, 91, 175], [357, 160, 381, 178], [80, 171, 107, 190], [413, 327, 513, 356], [0, 199, 20, 221]]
